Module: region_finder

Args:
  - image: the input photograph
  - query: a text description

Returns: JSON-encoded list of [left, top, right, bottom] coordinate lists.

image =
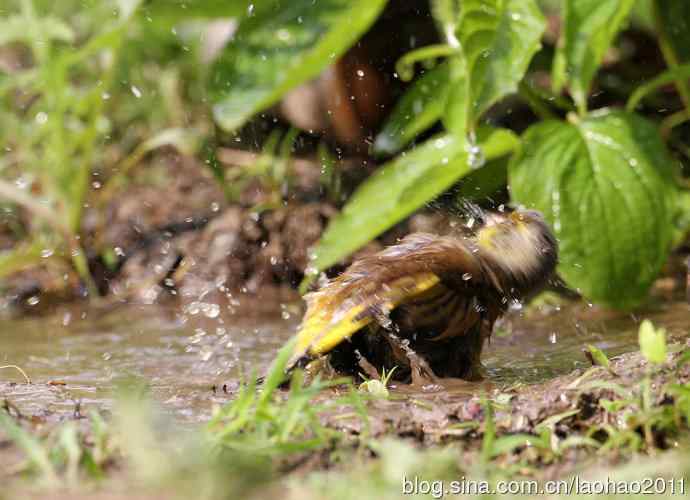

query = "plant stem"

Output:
[[653, 1, 690, 111]]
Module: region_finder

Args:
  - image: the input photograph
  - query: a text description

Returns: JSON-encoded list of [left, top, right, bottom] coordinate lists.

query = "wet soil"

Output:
[[1, 296, 690, 498]]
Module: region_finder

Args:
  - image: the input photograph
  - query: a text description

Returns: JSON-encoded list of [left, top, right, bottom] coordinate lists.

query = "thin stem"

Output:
[[660, 109, 690, 139], [654, 1, 690, 111], [518, 81, 558, 120], [395, 44, 459, 81], [0, 365, 32, 384]]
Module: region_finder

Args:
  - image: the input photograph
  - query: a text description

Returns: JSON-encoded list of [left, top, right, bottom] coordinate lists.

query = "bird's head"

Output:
[[474, 208, 558, 300]]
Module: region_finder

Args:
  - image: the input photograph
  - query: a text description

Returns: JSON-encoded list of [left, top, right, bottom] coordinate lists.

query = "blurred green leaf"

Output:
[[509, 110, 677, 309], [0, 240, 45, 279], [0, 14, 74, 46], [448, 0, 546, 132], [455, 155, 508, 201], [490, 433, 541, 457], [0, 412, 57, 483], [552, 0, 635, 114], [373, 63, 450, 157], [210, 0, 387, 132], [304, 127, 518, 287], [639, 319, 667, 365], [585, 344, 611, 370]]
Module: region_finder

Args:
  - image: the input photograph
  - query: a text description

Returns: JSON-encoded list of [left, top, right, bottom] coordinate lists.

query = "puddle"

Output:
[[1, 297, 689, 421], [0, 302, 297, 422]]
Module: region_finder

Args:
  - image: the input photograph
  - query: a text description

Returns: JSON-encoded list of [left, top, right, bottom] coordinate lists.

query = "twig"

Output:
[[0, 365, 32, 384]]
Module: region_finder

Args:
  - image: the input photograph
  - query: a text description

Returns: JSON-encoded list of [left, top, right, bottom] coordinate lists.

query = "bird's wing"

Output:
[[289, 232, 485, 366]]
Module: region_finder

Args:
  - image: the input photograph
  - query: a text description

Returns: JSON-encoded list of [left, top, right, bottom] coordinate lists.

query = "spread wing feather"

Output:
[[290, 232, 486, 365]]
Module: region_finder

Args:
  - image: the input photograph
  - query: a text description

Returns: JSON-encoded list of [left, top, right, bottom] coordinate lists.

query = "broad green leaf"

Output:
[[373, 64, 450, 157], [305, 127, 518, 285], [210, 0, 387, 132], [638, 319, 667, 365], [454, 127, 518, 200], [552, 0, 635, 114], [455, 156, 507, 201], [452, 0, 546, 129], [509, 110, 677, 309]]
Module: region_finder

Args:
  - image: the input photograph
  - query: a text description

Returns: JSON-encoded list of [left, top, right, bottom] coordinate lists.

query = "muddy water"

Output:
[[1, 296, 689, 421]]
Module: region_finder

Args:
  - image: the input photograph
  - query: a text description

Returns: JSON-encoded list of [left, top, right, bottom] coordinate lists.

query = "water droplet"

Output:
[[204, 303, 220, 318], [434, 137, 448, 149], [40, 248, 54, 258], [35, 112, 48, 124], [462, 273, 472, 281], [26, 295, 40, 306], [130, 85, 142, 98], [549, 332, 557, 344], [356, 69, 365, 78]]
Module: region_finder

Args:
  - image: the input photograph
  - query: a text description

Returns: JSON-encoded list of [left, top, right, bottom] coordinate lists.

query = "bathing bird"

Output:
[[287, 208, 558, 382]]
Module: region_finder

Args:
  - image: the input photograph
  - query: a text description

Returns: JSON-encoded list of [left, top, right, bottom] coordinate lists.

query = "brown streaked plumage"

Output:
[[288, 208, 558, 381]]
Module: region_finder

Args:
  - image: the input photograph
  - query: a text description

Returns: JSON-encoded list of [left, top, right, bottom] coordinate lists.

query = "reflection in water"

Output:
[[1, 297, 689, 421]]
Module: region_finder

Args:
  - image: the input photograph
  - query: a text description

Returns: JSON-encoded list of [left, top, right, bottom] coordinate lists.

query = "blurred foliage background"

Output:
[[1, 0, 690, 310]]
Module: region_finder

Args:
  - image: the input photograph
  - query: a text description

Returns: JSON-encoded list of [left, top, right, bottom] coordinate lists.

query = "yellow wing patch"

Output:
[[292, 272, 441, 362]]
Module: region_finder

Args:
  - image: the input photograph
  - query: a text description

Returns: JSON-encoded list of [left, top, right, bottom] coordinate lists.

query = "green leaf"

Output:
[[305, 134, 468, 281], [141, 0, 256, 21], [638, 319, 667, 365], [454, 155, 508, 201], [0, 14, 75, 46], [509, 110, 677, 309], [490, 433, 541, 457], [304, 127, 518, 286], [0, 412, 57, 483], [210, 0, 387, 132], [453, 0, 546, 128], [373, 63, 450, 157], [585, 344, 611, 369], [552, 0, 635, 114], [454, 127, 519, 200]]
